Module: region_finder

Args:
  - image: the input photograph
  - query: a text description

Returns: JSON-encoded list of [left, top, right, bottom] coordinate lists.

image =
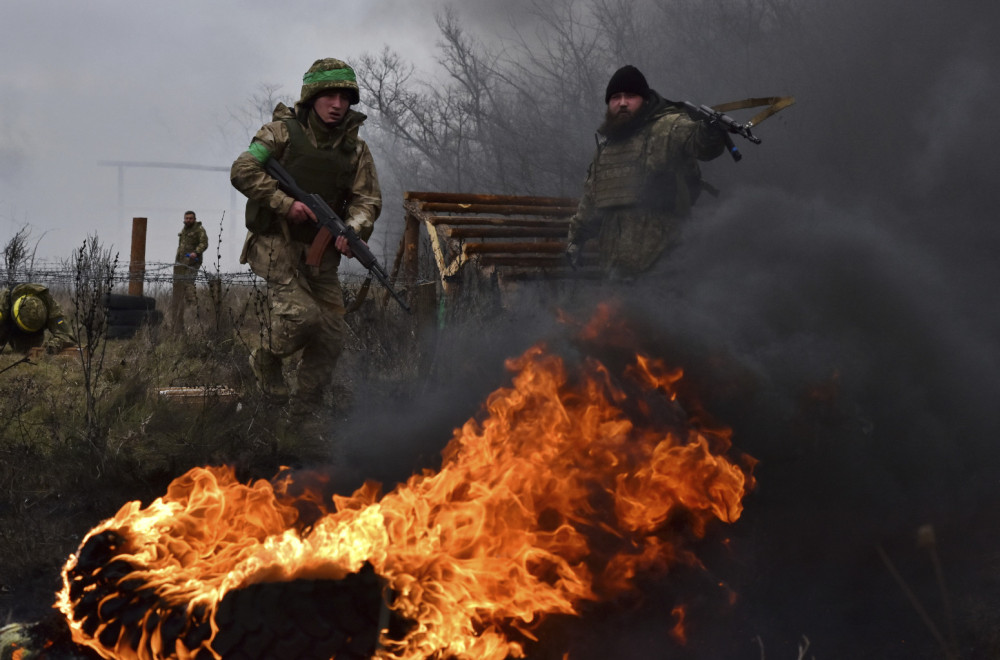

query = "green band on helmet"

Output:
[[303, 68, 356, 85], [12, 294, 45, 333], [247, 142, 271, 164]]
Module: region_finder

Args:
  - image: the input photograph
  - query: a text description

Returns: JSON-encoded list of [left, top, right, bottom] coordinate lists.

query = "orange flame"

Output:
[[670, 606, 687, 645], [56, 341, 754, 659]]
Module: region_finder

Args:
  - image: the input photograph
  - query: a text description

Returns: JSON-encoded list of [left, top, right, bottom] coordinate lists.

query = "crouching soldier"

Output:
[[0, 283, 78, 353]]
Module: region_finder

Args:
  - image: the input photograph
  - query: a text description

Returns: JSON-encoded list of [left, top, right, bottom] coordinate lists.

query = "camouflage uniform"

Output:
[[0, 283, 77, 353], [172, 218, 208, 328], [231, 58, 381, 411], [567, 90, 725, 279]]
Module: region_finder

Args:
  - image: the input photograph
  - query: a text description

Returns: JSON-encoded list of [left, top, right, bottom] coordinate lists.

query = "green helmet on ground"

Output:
[[1, 622, 39, 660], [12, 293, 46, 332], [300, 58, 360, 106]]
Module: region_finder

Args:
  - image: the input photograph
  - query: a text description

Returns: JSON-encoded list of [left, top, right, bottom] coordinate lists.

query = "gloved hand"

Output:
[[565, 242, 582, 270]]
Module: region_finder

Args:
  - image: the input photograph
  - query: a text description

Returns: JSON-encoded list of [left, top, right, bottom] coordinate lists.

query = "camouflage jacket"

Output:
[[175, 222, 208, 267], [0, 283, 77, 352], [567, 91, 725, 277], [230, 102, 381, 249]]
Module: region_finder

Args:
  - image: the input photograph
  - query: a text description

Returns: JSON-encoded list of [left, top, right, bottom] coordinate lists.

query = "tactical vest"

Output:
[[592, 129, 648, 209], [246, 118, 356, 241], [592, 113, 702, 216]]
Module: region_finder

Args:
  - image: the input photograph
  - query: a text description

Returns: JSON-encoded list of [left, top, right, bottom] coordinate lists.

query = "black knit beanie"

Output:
[[604, 65, 650, 103]]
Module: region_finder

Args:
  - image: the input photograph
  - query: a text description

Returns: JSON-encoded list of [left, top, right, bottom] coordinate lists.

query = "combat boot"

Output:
[[249, 348, 289, 403]]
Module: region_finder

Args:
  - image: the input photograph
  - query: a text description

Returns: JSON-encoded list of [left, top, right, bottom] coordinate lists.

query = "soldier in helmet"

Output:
[[0, 282, 78, 354], [231, 57, 381, 416], [171, 209, 209, 330], [565, 65, 727, 280]]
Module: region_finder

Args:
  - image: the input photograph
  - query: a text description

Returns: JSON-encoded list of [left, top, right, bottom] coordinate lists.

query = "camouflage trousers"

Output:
[[172, 262, 200, 328], [595, 209, 688, 280], [245, 232, 346, 403]]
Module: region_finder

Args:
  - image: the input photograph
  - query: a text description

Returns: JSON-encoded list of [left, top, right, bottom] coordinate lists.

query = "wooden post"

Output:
[[403, 211, 420, 288], [128, 217, 147, 297]]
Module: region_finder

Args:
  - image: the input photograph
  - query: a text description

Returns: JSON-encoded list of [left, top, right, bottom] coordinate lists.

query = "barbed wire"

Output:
[[2, 260, 255, 288], [1, 259, 431, 291]]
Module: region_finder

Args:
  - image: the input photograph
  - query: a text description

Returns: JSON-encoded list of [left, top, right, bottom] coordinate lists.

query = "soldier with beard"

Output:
[[171, 210, 208, 331], [566, 65, 726, 279], [231, 57, 382, 417]]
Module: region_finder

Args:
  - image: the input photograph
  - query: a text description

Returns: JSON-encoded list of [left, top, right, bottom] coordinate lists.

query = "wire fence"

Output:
[[2, 259, 385, 293]]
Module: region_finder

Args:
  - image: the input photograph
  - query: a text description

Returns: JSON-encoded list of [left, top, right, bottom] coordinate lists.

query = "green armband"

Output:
[[247, 142, 271, 164]]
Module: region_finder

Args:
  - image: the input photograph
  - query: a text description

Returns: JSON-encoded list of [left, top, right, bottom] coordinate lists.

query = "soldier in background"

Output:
[[231, 57, 381, 416], [566, 65, 727, 280], [172, 210, 208, 330], [0, 283, 77, 354]]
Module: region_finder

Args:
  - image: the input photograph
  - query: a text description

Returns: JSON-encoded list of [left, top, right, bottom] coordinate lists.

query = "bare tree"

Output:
[[355, 1, 655, 197], [68, 235, 118, 458], [2, 225, 41, 288], [355, 0, 803, 202], [224, 83, 295, 148]]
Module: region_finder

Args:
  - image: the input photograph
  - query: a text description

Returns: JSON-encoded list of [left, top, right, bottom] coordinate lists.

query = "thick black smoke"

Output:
[[335, 0, 1000, 657]]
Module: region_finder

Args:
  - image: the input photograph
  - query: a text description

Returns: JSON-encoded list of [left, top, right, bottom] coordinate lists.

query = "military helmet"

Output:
[[12, 293, 47, 332], [300, 58, 360, 106]]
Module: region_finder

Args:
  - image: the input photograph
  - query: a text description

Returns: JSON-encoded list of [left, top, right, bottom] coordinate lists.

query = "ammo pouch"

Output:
[[245, 200, 275, 234]]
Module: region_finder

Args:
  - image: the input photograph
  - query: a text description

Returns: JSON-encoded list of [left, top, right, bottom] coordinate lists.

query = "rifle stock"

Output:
[[264, 158, 411, 313]]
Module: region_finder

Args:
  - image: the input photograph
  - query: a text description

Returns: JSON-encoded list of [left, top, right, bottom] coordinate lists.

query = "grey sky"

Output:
[[0, 0, 442, 271], [2, 0, 998, 279]]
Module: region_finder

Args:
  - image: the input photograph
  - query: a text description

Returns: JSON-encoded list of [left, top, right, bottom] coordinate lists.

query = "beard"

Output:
[[600, 105, 645, 139]]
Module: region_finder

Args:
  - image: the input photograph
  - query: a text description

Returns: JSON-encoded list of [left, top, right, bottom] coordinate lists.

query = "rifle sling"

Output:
[[347, 276, 372, 314], [711, 96, 796, 127]]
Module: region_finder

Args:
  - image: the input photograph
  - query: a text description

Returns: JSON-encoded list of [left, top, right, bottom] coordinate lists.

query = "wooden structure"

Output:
[[397, 191, 596, 298]]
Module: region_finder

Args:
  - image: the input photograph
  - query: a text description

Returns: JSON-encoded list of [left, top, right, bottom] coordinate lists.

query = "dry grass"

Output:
[[0, 272, 422, 625]]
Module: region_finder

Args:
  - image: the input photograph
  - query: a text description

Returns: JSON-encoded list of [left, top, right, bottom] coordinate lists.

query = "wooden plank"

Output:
[[401, 211, 420, 285], [405, 191, 577, 207], [418, 202, 577, 216], [463, 241, 567, 255], [497, 267, 603, 280], [443, 226, 569, 239], [426, 222, 463, 280], [476, 254, 568, 267], [157, 386, 238, 402], [425, 215, 570, 228]]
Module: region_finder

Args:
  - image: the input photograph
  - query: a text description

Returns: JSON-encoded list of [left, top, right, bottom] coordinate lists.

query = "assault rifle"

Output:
[[264, 158, 411, 313], [680, 101, 762, 162]]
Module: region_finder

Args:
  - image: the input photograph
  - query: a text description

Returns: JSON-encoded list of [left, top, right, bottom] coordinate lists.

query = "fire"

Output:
[[56, 338, 755, 659]]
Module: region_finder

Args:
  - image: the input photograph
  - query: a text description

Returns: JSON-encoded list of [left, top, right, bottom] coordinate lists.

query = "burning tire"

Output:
[[210, 567, 387, 660], [61, 528, 392, 660]]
